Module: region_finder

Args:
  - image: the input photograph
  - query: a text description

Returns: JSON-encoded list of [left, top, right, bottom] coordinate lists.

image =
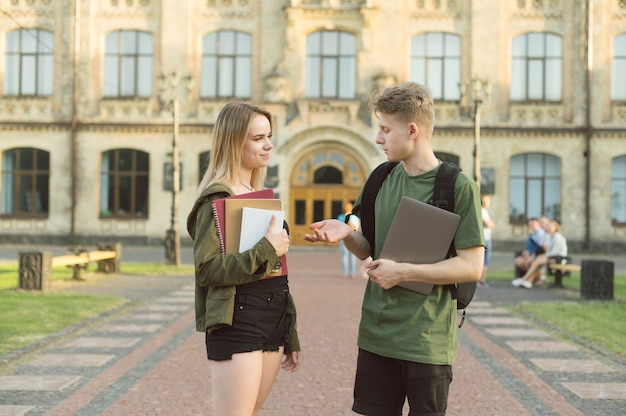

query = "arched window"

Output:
[[611, 33, 626, 101], [509, 153, 561, 222], [510, 32, 562, 102], [1, 148, 49, 216], [4, 29, 54, 96], [305, 30, 356, 99], [201, 30, 252, 99], [410, 32, 461, 101], [611, 155, 626, 224], [100, 149, 149, 217], [103, 30, 153, 97]]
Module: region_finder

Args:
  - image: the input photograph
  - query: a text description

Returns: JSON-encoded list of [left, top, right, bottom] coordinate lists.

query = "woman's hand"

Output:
[[281, 351, 301, 372], [265, 215, 289, 256]]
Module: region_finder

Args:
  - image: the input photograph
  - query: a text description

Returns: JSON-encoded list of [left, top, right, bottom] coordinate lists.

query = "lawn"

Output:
[[0, 262, 194, 357], [487, 270, 626, 358]]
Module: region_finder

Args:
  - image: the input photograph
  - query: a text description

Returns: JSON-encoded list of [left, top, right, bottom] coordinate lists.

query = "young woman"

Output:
[[187, 102, 301, 416]]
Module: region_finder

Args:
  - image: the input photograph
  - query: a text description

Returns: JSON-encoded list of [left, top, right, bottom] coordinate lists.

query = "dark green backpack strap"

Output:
[[351, 161, 398, 258]]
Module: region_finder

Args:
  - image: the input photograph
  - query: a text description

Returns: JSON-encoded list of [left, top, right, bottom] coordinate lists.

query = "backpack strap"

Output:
[[350, 161, 398, 258], [432, 161, 461, 259]]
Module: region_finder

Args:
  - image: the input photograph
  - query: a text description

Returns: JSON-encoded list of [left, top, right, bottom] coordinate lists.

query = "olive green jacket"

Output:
[[186, 182, 300, 354]]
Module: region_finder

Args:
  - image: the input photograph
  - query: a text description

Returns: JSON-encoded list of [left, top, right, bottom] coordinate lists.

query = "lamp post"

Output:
[[159, 72, 194, 266], [458, 78, 492, 191]]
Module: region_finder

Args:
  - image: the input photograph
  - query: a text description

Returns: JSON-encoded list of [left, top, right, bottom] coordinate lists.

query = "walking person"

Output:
[[479, 194, 495, 288], [304, 82, 484, 415], [337, 202, 360, 278], [187, 102, 301, 416]]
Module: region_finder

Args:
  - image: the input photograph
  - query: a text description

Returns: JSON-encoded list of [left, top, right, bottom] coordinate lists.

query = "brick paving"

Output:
[[0, 248, 625, 415]]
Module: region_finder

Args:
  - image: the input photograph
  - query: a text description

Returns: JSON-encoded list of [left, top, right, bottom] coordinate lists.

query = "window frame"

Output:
[[100, 149, 150, 219], [1, 147, 50, 218], [510, 32, 563, 102], [103, 30, 154, 98], [410, 32, 461, 102], [611, 155, 626, 225], [3, 28, 54, 97], [508, 153, 561, 223], [305, 30, 357, 100], [200, 30, 252, 99], [611, 33, 626, 101]]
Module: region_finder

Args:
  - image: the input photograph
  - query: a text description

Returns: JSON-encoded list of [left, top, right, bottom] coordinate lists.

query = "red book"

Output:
[[211, 189, 275, 253]]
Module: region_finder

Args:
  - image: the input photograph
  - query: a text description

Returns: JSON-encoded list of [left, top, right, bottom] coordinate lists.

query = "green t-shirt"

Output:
[[354, 162, 484, 365]]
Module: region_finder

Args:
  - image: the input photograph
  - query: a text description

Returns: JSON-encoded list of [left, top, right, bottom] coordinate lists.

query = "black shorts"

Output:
[[352, 348, 453, 416], [205, 276, 290, 361]]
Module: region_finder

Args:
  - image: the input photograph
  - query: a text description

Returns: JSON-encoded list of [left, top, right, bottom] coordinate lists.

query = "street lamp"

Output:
[[458, 78, 492, 191], [159, 72, 194, 266]]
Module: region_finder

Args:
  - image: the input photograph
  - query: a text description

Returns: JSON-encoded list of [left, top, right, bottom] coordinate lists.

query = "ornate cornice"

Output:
[[512, 12, 563, 20]]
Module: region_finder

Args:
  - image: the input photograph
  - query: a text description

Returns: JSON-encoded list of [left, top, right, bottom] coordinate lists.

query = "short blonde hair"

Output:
[[370, 82, 435, 137]]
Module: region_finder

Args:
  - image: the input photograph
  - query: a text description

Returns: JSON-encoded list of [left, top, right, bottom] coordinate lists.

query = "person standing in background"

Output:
[[479, 194, 495, 288], [337, 202, 360, 278]]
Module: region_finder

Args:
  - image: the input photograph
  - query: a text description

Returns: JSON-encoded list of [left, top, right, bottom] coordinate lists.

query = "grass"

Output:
[[487, 270, 626, 358], [0, 261, 194, 357], [0, 292, 127, 356]]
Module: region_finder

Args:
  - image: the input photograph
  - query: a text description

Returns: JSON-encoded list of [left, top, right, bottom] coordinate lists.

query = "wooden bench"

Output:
[[18, 243, 122, 291], [547, 257, 580, 288]]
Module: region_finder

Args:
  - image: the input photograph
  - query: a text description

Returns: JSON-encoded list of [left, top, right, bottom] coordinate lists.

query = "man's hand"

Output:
[[364, 258, 402, 290], [303, 219, 352, 244]]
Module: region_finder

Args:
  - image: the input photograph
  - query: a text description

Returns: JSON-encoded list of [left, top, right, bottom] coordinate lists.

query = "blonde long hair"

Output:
[[195, 102, 271, 199]]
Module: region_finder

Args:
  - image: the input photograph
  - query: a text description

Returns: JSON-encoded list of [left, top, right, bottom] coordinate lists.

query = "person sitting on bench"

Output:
[[514, 216, 549, 276], [513, 220, 567, 289]]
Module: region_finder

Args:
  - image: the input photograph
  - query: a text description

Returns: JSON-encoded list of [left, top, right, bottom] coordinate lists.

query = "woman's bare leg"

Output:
[[212, 351, 263, 416], [252, 347, 284, 415], [211, 348, 284, 416]]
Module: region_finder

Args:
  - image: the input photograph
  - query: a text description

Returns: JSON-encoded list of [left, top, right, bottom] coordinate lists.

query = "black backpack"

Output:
[[350, 161, 476, 327]]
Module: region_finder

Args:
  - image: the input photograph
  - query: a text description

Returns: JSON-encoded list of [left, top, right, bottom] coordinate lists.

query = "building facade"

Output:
[[1, 0, 625, 251]]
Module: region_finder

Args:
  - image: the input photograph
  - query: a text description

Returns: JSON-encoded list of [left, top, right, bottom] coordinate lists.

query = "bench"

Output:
[[18, 243, 122, 291], [547, 255, 579, 288]]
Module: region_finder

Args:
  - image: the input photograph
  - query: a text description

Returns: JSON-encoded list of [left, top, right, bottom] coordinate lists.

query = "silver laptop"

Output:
[[379, 196, 461, 295]]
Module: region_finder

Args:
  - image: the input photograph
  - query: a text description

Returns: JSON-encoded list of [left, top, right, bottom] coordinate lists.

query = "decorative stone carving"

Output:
[[264, 71, 289, 103], [18, 252, 51, 291], [371, 73, 396, 95]]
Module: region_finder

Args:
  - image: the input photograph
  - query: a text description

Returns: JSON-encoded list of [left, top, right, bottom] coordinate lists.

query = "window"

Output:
[[510, 32, 562, 101], [509, 153, 561, 222], [612, 34, 626, 101], [611, 155, 626, 224], [4, 29, 54, 96], [1, 148, 49, 216], [100, 149, 149, 217], [201, 30, 251, 99], [410, 33, 461, 101], [305, 31, 356, 99], [103, 30, 153, 97]]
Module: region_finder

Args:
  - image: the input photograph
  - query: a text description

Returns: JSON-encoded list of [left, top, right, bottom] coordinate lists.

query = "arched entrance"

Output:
[[289, 147, 366, 245]]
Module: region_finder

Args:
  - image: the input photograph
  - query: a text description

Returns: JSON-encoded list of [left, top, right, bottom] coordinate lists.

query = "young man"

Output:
[[304, 82, 484, 415]]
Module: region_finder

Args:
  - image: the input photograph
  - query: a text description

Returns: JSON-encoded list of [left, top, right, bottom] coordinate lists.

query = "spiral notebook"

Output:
[[211, 189, 275, 253], [380, 196, 461, 295]]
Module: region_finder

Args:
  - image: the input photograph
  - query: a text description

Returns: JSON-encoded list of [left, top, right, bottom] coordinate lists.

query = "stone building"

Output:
[[1, 0, 625, 251]]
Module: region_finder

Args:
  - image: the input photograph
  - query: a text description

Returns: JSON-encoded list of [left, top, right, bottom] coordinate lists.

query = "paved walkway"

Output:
[[0, 247, 625, 415]]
